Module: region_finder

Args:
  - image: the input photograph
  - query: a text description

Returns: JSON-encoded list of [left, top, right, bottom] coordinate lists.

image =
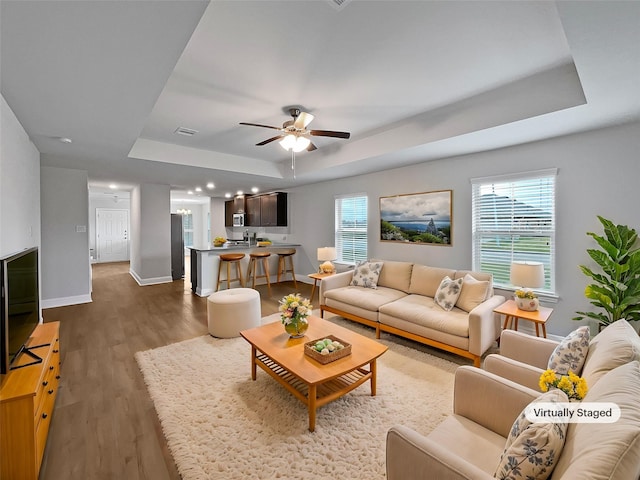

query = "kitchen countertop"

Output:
[[188, 242, 300, 252]]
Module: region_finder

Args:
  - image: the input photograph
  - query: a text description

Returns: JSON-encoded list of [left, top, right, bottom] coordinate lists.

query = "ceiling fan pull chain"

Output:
[[291, 150, 296, 178]]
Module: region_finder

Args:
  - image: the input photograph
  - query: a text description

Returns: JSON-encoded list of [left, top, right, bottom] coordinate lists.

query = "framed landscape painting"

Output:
[[380, 190, 452, 245]]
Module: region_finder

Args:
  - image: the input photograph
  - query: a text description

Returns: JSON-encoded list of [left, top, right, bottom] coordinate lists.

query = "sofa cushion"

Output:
[[551, 361, 640, 480], [547, 326, 590, 375], [435, 276, 463, 311], [454, 270, 494, 299], [581, 319, 640, 387], [495, 389, 569, 480], [456, 274, 491, 313], [376, 260, 413, 292], [379, 294, 470, 337], [408, 264, 456, 297], [350, 260, 384, 289], [323, 285, 406, 312]]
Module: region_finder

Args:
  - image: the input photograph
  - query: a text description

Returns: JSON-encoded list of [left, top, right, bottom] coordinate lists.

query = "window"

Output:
[[183, 213, 194, 248], [335, 194, 368, 264], [471, 169, 556, 294]]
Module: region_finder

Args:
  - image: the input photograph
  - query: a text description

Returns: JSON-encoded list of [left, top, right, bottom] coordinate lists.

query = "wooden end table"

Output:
[[308, 272, 334, 303], [240, 316, 387, 432], [494, 299, 553, 338]]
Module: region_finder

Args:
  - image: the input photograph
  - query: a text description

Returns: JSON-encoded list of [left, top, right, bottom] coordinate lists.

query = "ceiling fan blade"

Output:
[[309, 130, 351, 139], [293, 111, 314, 129], [307, 141, 317, 152], [256, 135, 284, 146], [239, 122, 282, 131]]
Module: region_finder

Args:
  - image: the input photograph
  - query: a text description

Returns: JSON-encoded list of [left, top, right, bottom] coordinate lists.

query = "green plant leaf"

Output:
[[588, 232, 620, 260]]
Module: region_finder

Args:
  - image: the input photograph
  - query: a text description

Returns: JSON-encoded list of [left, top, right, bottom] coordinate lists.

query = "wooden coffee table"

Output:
[[240, 315, 388, 432]]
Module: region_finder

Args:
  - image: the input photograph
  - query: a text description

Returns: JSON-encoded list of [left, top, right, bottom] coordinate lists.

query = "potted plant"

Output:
[[573, 216, 640, 329]]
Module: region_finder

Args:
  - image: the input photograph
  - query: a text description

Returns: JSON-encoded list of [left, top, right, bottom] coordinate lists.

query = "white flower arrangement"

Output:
[[279, 293, 312, 326]]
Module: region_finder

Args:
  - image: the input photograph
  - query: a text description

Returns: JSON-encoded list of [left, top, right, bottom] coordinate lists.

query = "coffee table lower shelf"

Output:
[[253, 351, 374, 432]]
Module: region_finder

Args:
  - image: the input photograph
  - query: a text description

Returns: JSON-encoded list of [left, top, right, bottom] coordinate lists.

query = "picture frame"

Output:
[[380, 190, 452, 246]]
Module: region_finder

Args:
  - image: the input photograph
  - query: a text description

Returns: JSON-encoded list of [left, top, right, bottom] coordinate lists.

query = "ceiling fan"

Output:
[[239, 108, 350, 153]]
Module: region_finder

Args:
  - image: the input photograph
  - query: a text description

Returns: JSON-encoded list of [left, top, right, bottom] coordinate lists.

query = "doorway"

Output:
[[96, 208, 130, 263]]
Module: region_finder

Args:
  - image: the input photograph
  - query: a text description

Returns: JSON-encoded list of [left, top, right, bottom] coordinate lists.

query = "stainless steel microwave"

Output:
[[232, 213, 245, 227]]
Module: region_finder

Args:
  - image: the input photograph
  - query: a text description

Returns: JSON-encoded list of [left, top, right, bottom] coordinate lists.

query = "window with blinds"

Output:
[[335, 194, 368, 264], [471, 169, 556, 294]]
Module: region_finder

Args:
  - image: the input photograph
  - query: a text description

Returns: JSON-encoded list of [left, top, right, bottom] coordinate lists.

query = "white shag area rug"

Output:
[[135, 315, 458, 480]]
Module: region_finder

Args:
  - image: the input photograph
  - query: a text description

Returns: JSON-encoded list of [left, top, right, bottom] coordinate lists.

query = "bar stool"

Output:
[[246, 251, 272, 296], [275, 248, 297, 288], [216, 253, 245, 291]]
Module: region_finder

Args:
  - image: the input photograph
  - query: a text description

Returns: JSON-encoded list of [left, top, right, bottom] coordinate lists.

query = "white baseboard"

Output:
[[129, 269, 172, 286], [41, 293, 92, 309]]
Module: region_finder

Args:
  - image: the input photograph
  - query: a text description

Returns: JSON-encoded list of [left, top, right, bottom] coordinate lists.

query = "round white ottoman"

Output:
[[207, 288, 261, 338]]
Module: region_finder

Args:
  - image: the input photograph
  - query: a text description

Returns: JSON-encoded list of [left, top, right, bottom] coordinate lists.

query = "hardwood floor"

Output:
[[40, 261, 311, 480]]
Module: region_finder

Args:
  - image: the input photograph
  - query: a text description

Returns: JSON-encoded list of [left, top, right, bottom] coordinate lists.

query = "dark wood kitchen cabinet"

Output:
[[260, 192, 287, 226], [233, 195, 246, 214], [245, 195, 261, 226], [224, 200, 234, 226]]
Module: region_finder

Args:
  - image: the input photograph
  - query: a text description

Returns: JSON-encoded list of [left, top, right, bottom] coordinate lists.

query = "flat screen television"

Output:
[[0, 247, 41, 374]]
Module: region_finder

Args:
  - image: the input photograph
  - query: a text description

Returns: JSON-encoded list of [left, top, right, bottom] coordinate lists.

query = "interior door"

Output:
[[96, 208, 129, 263]]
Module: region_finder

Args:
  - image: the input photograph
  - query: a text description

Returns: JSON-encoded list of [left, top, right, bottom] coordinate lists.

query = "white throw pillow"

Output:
[[349, 260, 384, 289], [434, 276, 463, 311], [494, 389, 569, 480], [455, 274, 490, 313], [548, 326, 590, 375]]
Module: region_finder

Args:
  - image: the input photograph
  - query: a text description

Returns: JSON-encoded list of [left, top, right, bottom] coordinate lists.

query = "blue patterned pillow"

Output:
[[494, 389, 569, 480], [548, 326, 590, 375], [350, 260, 384, 289]]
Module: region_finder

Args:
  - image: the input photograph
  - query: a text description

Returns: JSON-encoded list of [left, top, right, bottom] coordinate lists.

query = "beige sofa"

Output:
[[386, 320, 640, 479], [319, 260, 505, 366]]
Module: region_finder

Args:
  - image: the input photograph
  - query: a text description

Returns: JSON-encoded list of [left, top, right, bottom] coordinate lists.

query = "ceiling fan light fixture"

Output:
[[280, 134, 310, 152]]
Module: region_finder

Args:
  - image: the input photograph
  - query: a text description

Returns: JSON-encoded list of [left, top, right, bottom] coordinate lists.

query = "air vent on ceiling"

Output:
[[174, 127, 199, 137], [327, 0, 352, 11]]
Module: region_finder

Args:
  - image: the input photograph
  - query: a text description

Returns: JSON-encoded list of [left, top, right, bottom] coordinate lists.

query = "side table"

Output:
[[494, 299, 553, 338], [308, 272, 334, 303]]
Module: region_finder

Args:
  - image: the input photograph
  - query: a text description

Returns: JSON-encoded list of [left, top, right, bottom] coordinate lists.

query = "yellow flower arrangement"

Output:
[[213, 236, 226, 247], [515, 289, 537, 299], [539, 369, 588, 400]]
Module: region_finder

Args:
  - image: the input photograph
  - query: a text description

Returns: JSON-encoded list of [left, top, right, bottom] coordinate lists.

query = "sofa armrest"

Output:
[[483, 354, 545, 391], [318, 270, 353, 305], [467, 294, 506, 357], [499, 329, 559, 369], [453, 366, 539, 438], [386, 425, 495, 480]]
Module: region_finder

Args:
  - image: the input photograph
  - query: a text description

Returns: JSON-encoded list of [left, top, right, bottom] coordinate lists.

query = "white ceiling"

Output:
[[2, 1, 639, 199]]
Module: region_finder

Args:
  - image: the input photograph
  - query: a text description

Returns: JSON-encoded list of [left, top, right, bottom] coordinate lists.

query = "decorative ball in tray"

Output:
[[304, 335, 352, 364]]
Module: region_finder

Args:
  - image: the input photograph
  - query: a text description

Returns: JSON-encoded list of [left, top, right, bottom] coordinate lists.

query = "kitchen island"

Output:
[[189, 243, 301, 297]]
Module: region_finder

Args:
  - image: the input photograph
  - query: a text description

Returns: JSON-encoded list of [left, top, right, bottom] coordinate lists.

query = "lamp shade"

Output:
[[317, 247, 337, 262], [279, 134, 310, 152], [510, 261, 544, 288]]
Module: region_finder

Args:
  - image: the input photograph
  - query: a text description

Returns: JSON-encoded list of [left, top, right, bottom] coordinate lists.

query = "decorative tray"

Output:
[[304, 335, 352, 364]]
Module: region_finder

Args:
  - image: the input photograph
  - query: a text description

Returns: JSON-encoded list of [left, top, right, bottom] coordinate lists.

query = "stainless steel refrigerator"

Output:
[[170, 214, 184, 280]]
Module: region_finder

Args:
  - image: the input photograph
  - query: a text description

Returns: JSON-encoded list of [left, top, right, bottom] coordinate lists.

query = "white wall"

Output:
[[286, 121, 640, 336], [129, 183, 171, 285], [0, 95, 41, 257], [40, 166, 91, 307]]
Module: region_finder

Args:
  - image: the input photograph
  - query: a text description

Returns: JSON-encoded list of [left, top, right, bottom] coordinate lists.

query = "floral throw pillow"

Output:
[[547, 326, 590, 375], [434, 276, 463, 311], [350, 260, 384, 289], [494, 389, 569, 480]]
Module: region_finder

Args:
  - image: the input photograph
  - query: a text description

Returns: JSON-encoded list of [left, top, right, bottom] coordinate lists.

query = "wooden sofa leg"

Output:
[[473, 356, 481, 368], [376, 326, 381, 339]]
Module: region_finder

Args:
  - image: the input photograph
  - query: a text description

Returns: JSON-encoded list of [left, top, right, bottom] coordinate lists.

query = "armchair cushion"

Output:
[[547, 326, 590, 375], [494, 389, 569, 480]]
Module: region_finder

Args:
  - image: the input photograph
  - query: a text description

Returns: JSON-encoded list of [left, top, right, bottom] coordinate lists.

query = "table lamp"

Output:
[[317, 247, 337, 273], [510, 261, 545, 311]]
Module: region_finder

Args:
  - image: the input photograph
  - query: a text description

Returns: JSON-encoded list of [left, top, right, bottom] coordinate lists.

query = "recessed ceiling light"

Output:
[[251, 187, 259, 193], [195, 186, 202, 192], [109, 184, 118, 189], [225, 193, 232, 198], [236, 190, 243, 196], [207, 182, 214, 189], [59, 137, 72, 144], [188, 190, 194, 195]]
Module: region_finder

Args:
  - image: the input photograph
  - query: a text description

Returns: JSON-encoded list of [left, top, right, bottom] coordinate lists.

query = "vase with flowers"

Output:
[[279, 293, 312, 338], [539, 369, 588, 401], [514, 289, 539, 311]]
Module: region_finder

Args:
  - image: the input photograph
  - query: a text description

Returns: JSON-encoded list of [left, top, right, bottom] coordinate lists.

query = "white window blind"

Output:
[[471, 169, 556, 294], [335, 194, 368, 264]]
